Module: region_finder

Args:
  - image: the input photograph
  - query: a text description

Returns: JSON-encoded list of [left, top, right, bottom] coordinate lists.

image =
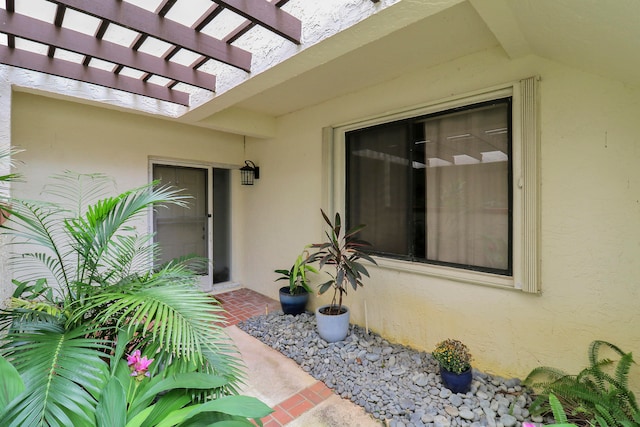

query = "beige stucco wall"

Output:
[[242, 47, 640, 386], [8, 92, 247, 291]]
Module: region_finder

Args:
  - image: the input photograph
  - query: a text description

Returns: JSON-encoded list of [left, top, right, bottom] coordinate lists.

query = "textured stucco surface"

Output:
[[239, 49, 640, 390]]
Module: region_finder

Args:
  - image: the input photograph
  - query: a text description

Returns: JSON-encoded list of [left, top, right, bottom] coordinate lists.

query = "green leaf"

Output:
[[126, 404, 156, 427], [192, 395, 273, 419], [96, 377, 127, 427], [156, 395, 272, 427], [549, 393, 569, 423], [132, 390, 192, 427], [131, 372, 229, 411], [0, 354, 24, 414]]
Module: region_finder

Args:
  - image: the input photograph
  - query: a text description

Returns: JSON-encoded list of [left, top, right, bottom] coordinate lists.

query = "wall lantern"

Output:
[[240, 160, 260, 185]]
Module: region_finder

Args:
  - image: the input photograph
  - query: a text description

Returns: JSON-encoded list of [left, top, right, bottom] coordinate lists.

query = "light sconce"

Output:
[[240, 160, 260, 185]]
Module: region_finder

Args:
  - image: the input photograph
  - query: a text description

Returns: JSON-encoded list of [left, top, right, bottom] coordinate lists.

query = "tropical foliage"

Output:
[[524, 340, 639, 427], [523, 394, 579, 427], [274, 249, 317, 294], [308, 210, 376, 314], [0, 146, 23, 225], [0, 171, 271, 426], [432, 338, 473, 374]]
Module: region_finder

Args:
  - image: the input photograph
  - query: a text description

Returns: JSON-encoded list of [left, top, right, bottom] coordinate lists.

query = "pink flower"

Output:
[[522, 423, 537, 427], [127, 349, 154, 378], [127, 349, 141, 367]]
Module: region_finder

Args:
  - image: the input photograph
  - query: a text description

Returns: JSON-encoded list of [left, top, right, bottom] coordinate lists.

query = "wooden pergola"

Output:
[[0, 0, 302, 106]]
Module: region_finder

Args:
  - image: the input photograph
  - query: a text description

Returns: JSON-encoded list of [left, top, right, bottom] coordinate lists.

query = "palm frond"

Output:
[[42, 171, 116, 216], [1, 324, 110, 426], [0, 146, 24, 186], [99, 234, 156, 282], [71, 280, 242, 382], [2, 200, 72, 291]]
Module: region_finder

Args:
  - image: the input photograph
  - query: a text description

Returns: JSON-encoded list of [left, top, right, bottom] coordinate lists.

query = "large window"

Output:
[[346, 98, 512, 275]]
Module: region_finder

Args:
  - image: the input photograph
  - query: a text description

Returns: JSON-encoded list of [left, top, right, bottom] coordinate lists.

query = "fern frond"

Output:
[[615, 352, 635, 391], [525, 365, 571, 389], [550, 393, 569, 423]]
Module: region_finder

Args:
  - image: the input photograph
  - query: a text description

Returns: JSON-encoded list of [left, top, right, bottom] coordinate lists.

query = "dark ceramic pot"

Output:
[[439, 366, 473, 394], [278, 286, 310, 315]]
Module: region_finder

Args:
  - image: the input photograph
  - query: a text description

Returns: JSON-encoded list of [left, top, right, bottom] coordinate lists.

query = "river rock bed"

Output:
[[238, 311, 547, 427]]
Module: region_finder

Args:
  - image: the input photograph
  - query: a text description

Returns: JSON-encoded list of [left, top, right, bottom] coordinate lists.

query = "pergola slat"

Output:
[[193, 4, 223, 32], [224, 23, 255, 44], [0, 9, 216, 91], [1, 0, 302, 106], [0, 45, 189, 105], [50, 0, 253, 72], [213, 0, 301, 44], [156, 0, 178, 17]]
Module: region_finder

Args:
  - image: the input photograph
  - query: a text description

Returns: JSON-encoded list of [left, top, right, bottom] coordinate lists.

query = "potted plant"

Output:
[[308, 210, 376, 342], [432, 338, 474, 393], [274, 250, 318, 315]]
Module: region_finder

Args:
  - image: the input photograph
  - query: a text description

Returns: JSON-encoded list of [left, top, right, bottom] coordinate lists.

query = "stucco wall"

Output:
[[242, 47, 640, 385], [8, 92, 247, 288]]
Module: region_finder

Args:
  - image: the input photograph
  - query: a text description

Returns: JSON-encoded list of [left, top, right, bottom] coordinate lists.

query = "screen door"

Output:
[[153, 165, 211, 286]]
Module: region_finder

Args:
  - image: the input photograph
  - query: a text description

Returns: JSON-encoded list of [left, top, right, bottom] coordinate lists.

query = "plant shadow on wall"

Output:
[[307, 210, 377, 343], [0, 170, 271, 427]]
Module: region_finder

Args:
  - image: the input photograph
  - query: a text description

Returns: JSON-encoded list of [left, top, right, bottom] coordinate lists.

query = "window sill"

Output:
[[372, 256, 517, 291]]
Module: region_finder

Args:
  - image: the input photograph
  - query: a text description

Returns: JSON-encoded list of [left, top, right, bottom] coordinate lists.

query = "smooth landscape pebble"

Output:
[[238, 312, 550, 427]]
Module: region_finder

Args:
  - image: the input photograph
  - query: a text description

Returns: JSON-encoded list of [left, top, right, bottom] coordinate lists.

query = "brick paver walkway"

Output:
[[214, 287, 339, 427]]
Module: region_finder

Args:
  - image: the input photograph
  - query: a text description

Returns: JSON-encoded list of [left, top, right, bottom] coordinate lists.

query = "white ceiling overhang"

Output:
[[182, 0, 640, 137]]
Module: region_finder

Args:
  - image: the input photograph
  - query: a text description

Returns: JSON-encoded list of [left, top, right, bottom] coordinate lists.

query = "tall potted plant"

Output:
[[308, 210, 376, 342], [274, 250, 318, 315]]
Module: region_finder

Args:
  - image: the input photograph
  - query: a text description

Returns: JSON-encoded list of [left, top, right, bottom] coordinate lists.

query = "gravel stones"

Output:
[[238, 311, 542, 426]]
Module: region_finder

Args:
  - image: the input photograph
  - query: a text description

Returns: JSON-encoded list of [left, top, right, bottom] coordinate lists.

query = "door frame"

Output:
[[149, 157, 233, 291]]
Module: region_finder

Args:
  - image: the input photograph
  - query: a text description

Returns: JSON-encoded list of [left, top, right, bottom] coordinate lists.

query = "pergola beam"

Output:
[[0, 9, 216, 91], [0, 45, 189, 105], [50, 0, 252, 71], [212, 0, 301, 44]]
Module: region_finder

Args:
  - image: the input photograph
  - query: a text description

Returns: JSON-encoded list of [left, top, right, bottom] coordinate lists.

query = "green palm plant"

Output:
[[0, 171, 252, 426], [0, 146, 23, 225]]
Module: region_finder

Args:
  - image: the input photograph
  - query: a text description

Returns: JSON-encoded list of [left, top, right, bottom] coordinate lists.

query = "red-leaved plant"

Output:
[[308, 210, 376, 315]]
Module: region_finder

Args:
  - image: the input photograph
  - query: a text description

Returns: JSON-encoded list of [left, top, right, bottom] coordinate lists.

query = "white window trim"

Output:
[[323, 77, 540, 293]]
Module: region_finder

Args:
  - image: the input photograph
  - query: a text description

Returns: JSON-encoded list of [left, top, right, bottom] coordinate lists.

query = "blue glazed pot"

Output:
[[439, 366, 473, 394], [279, 286, 310, 315]]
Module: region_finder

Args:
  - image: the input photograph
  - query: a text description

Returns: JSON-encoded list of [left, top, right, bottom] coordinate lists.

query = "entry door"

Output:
[[153, 164, 212, 288]]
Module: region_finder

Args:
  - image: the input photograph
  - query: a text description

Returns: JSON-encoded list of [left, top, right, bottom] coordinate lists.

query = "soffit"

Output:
[[0, 0, 301, 106], [199, 0, 640, 122], [231, 1, 497, 117]]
